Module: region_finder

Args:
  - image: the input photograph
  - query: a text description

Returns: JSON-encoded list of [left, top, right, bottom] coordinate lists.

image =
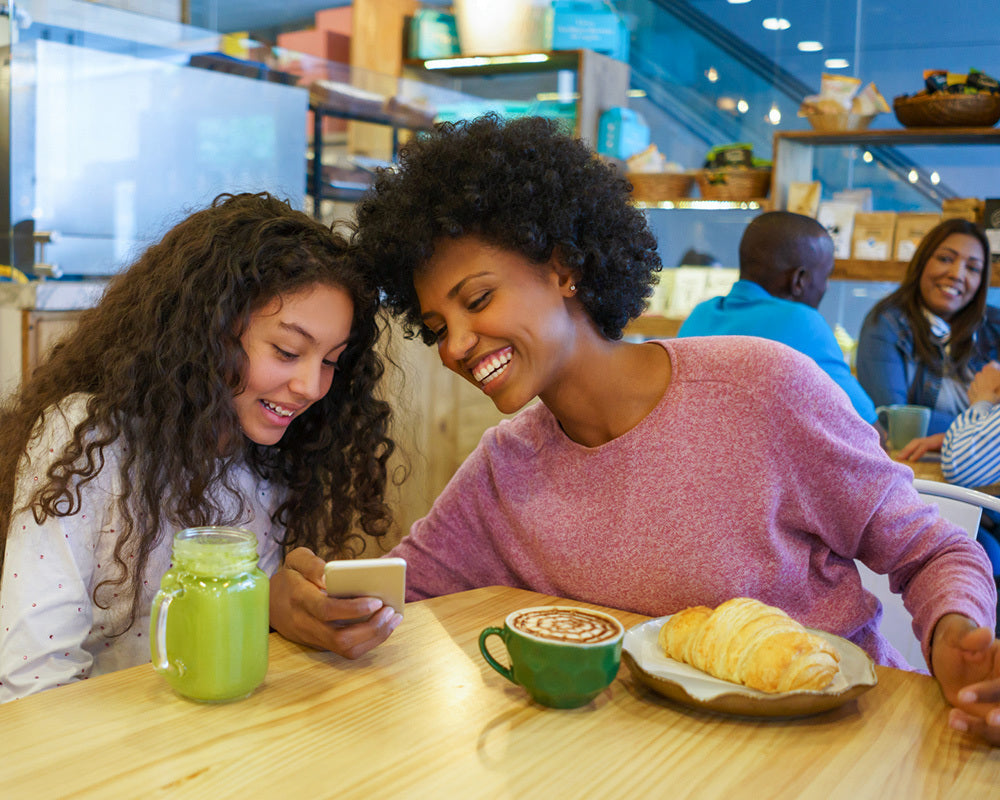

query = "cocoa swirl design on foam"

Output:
[[510, 608, 620, 644]]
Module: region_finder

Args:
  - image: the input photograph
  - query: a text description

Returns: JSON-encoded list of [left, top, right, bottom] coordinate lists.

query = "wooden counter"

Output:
[[1, 586, 997, 797]]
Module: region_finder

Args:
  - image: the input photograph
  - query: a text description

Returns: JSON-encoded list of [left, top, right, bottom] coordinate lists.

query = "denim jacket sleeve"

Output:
[[857, 307, 916, 407]]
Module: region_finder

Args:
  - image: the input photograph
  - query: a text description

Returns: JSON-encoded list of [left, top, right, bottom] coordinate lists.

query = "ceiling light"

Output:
[[824, 58, 850, 69], [717, 97, 737, 111], [737, 99, 749, 114], [727, 0, 752, 4], [908, 170, 919, 184], [768, 104, 782, 125], [706, 67, 719, 82], [762, 17, 790, 30], [797, 41, 823, 52], [930, 172, 941, 185], [862, 151, 873, 163]]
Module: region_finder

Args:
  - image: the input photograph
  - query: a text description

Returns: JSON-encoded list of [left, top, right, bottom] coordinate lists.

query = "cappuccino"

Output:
[[510, 607, 621, 644]]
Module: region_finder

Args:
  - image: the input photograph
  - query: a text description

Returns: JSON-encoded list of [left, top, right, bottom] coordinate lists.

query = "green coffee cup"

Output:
[[876, 404, 931, 450], [478, 605, 624, 709]]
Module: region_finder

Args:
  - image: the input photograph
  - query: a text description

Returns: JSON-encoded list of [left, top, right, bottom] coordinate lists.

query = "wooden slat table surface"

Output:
[[1, 586, 997, 798]]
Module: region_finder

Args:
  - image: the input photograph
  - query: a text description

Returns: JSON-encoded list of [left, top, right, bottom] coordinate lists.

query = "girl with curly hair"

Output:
[[286, 113, 1000, 744], [0, 192, 401, 701]]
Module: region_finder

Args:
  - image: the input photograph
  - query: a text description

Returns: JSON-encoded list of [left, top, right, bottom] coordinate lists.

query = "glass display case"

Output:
[[0, 0, 475, 278]]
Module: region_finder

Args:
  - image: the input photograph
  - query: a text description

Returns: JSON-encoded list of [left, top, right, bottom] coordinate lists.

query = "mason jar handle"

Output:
[[478, 626, 515, 684], [150, 586, 183, 674]]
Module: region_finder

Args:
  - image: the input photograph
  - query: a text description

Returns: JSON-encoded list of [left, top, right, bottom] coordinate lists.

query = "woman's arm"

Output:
[[856, 312, 911, 409]]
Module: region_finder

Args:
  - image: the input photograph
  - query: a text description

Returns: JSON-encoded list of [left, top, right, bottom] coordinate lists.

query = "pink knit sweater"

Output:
[[391, 337, 997, 669]]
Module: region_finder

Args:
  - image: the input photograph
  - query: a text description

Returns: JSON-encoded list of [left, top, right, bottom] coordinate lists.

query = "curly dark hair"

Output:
[[352, 114, 661, 343], [866, 217, 991, 373], [0, 192, 396, 629]]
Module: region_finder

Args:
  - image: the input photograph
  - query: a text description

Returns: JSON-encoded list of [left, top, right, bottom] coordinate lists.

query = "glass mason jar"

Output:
[[150, 527, 269, 702]]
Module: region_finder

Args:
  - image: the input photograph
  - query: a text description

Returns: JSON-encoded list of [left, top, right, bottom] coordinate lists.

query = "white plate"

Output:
[[622, 615, 878, 718]]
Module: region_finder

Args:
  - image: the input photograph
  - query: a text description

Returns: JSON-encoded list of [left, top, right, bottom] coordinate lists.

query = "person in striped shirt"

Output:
[[902, 360, 1000, 578]]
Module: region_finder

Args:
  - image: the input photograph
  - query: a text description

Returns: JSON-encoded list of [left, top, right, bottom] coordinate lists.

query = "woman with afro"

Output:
[[0, 192, 401, 701], [284, 114, 998, 744]]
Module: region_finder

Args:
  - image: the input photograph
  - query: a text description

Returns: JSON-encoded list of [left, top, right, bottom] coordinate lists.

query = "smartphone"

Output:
[[324, 557, 406, 617]]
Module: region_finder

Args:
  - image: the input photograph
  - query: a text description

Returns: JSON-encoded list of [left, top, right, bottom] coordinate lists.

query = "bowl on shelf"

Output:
[[804, 112, 877, 132], [694, 168, 771, 201], [893, 92, 1000, 128], [627, 172, 695, 202]]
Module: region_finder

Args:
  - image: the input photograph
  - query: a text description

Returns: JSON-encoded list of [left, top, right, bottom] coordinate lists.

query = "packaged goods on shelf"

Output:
[[941, 197, 983, 224], [661, 267, 738, 318], [705, 142, 754, 169], [833, 188, 873, 212], [984, 199, 1000, 266], [798, 74, 889, 131], [894, 68, 1000, 127], [893, 213, 943, 261], [551, 0, 629, 61], [407, 10, 460, 60], [787, 182, 821, 217], [852, 213, 897, 261], [597, 107, 650, 160], [817, 201, 857, 259]]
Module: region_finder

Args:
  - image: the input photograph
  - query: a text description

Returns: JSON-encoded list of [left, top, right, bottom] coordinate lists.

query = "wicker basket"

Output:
[[695, 168, 771, 201], [627, 172, 695, 202], [893, 92, 1000, 128], [805, 112, 877, 132]]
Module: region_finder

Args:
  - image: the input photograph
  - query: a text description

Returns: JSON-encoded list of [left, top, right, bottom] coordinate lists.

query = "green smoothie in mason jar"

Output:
[[150, 527, 269, 702]]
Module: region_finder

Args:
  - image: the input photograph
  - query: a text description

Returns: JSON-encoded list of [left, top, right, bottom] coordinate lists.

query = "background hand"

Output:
[[931, 614, 1000, 746], [269, 547, 402, 659], [897, 432, 945, 461], [968, 361, 1000, 406]]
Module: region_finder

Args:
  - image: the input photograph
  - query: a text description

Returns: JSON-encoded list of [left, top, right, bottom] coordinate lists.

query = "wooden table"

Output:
[[892, 452, 1000, 496], [1, 586, 997, 798], [892, 452, 947, 483]]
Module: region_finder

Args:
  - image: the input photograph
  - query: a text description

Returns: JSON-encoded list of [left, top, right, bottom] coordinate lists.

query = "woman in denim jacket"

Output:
[[857, 219, 1000, 440]]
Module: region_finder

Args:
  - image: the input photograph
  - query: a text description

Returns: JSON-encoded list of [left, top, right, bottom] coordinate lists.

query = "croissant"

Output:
[[658, 598, 841, 693]]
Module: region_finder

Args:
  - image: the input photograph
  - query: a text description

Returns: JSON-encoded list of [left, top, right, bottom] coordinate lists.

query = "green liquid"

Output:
[[153, 567, 269, 702]]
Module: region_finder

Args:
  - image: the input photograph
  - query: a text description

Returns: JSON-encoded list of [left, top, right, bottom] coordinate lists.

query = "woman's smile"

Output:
[[415, 236, 579, 415], [470, 346, 513, 387]]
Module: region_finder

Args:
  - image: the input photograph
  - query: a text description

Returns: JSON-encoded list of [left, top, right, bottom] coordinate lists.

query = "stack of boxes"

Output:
[[277, 7, 353, 137]]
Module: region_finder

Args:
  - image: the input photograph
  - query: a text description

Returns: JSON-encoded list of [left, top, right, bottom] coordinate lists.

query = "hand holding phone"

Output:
[[324, 557, 406, 617]]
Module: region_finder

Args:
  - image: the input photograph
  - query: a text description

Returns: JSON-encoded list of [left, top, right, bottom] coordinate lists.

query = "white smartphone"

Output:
[[324, 557, 406, 617]]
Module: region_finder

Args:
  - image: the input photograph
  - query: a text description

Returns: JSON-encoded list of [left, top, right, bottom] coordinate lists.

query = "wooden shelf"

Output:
[[775, 127, 1000, 147], [772, 126, 1000, 216], [832, 258, 1000, 286], [625, 315, 684, 338]]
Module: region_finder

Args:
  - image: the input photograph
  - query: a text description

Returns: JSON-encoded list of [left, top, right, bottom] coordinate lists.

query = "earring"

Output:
[[569, 284, 577, 294]]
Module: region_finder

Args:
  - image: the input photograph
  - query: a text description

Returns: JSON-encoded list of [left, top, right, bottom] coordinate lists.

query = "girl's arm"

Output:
[[0, 401, 102, 702], [268, 548, 401, 658]]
